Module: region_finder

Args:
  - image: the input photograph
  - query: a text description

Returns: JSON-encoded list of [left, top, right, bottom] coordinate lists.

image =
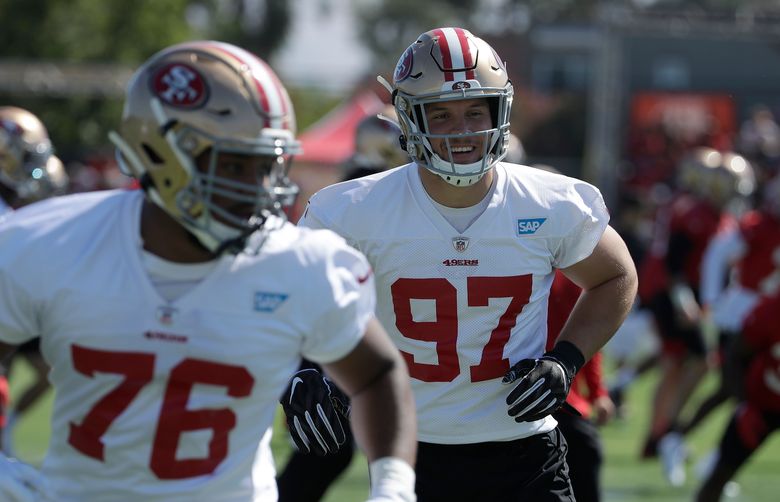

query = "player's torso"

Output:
[[14, 192, 308, 501], [318, 165, 588, 443], [669, 195, 723, 285]]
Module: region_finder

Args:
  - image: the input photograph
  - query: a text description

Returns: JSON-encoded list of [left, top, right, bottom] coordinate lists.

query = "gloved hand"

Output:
[[504, 341, 585, 423], [0, 453, 56, 502], [280, 367, 351, 456]]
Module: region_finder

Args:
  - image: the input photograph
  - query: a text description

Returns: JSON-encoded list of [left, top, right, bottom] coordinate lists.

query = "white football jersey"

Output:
[[0, 189, 374, 501], [300, 162, 609, 443]]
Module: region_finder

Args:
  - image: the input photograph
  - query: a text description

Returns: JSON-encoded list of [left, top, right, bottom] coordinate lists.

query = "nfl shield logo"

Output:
[[156, 305, 177, 325], [452, 236, 470, 253]]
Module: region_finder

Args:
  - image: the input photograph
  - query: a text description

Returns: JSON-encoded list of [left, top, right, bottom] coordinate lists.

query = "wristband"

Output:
[[369, 456, 416, 502], [544, 341, 585, 379]]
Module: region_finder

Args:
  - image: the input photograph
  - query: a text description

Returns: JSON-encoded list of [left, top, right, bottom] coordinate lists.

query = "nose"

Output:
[[449, 114, 470, 134]]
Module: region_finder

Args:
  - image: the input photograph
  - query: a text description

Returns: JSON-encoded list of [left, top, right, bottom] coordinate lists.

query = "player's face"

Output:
[[195, 151, 275, 228], [424, 98, 492, 165]]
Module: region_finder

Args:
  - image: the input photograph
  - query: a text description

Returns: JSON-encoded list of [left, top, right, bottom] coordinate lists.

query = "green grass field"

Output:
[[8, 358, 780, 501]]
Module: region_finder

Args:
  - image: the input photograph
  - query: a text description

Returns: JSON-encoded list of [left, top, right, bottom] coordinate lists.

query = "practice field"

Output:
[[8, 358, 780, 502]]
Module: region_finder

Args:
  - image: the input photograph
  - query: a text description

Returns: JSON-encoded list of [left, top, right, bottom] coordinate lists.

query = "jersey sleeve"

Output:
[[0, 223, 41, 344], [552, 181, 610, 269], [298, 195, 344, 235], [700, 227, 745, 306], [300, 231, 376, 364]]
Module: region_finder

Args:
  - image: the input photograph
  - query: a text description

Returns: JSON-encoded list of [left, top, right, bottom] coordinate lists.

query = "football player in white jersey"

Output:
[[0, 41, 417, 502], [0, 106, 69, 455], [288, 27, 637, 501]]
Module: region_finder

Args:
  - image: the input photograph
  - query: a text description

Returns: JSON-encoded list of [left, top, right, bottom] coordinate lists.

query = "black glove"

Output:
[[503, 341, 585, 423], [280, 368, 351, 456]]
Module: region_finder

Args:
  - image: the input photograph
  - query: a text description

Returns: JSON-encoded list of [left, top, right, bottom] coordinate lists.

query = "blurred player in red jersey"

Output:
[[695, 291, 780, 501], [637, 149, 747, 474], [656, 160, 769, 471]]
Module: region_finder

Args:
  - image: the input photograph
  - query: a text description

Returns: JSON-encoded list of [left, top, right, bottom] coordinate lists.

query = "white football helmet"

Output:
[[0, 106, 63, 202], [109, 40, 301, 254], [388, 27, 513, 186], [349, 105, 407, 171], [675, 147, 721, 196], [702, 151, 755, 208]]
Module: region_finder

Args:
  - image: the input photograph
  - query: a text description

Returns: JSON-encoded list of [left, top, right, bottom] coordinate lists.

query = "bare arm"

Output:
[[322, 317, 417, 466], [559, 225, 638, 360]]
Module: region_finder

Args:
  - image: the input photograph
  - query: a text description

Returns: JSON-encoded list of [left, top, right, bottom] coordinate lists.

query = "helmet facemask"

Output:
[[396, 89, 512, 186]]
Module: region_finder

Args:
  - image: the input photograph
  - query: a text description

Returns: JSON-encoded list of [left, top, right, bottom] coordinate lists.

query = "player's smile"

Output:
[[424, 97, 492, 165]]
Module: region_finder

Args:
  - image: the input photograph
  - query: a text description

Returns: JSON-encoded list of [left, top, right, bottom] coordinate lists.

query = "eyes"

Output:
[[215, 156, 275, 179], [424, 101, 492, 133], [427, 108, 488, 121]]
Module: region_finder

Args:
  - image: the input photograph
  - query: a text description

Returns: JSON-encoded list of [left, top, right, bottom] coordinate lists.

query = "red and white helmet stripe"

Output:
[[205, 41, 291, 130], [433, 27, 476, 82]]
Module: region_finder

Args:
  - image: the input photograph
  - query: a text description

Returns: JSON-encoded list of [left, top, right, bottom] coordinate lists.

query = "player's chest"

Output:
[[360, 236, 554, 287], [40, 279, 302, 379]]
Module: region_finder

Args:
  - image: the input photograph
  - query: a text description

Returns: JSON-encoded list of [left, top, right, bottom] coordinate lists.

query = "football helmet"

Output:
[[109, 40, 301, 254], [675, 147, 721, 196], [349, 105, 407, 171], [0, 106, 60, 201], [703, 151, 755, 207], [388, 27, 513, 186]]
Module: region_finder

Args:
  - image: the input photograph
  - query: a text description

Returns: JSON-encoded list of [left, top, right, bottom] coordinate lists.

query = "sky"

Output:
[[271, 0, 372, 93]]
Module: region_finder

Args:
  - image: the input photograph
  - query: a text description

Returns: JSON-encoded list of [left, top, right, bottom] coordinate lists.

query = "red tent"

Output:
[[297, 90, 386, 165]]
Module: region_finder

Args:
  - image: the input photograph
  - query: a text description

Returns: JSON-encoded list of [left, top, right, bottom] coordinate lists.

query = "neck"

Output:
[[140, 199, 218, 263], [418, 165, 494, 208]]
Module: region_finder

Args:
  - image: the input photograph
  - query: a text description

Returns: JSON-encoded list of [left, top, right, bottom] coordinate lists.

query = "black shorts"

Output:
[[555, 411, 603, 502], [647, 292, 706, 356], [415, 428, 574, 502], [17, 337, 41, 355]]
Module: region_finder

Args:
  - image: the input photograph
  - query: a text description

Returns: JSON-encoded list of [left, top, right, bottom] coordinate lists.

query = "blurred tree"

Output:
[[354, 0, 480, 70], [0, 0, 292, 160], [201, 0, 291, 59], [354, 0, 780, 70]]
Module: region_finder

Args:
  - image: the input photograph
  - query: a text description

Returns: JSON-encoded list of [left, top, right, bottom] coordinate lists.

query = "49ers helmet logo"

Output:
[[151, 63, 209, 108], [394, 46, 414, 83]]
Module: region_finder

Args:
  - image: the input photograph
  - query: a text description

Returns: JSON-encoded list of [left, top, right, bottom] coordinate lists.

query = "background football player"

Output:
[[694, 289, 780, 501], [0, 106, 69, 455]]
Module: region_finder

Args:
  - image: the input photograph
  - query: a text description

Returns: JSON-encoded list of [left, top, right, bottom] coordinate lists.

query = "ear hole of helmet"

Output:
[[413, 105, 427, 133], [142, 143, 164, 165], [487, 97, 499, 130]]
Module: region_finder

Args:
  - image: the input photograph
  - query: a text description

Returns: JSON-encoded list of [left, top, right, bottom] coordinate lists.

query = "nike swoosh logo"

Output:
[[357, 271, 372, 284], [289, 377, 304, 404]]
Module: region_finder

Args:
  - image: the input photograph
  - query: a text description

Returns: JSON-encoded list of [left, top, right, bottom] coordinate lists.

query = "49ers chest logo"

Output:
[[151, 63, 209, 108]]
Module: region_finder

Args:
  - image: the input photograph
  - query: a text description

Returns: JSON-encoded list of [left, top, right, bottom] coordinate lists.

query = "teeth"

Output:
[[451, 146, 474, 153]]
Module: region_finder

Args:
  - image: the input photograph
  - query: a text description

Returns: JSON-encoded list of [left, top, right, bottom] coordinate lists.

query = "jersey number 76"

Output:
[[68, 344, 254, 479]]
